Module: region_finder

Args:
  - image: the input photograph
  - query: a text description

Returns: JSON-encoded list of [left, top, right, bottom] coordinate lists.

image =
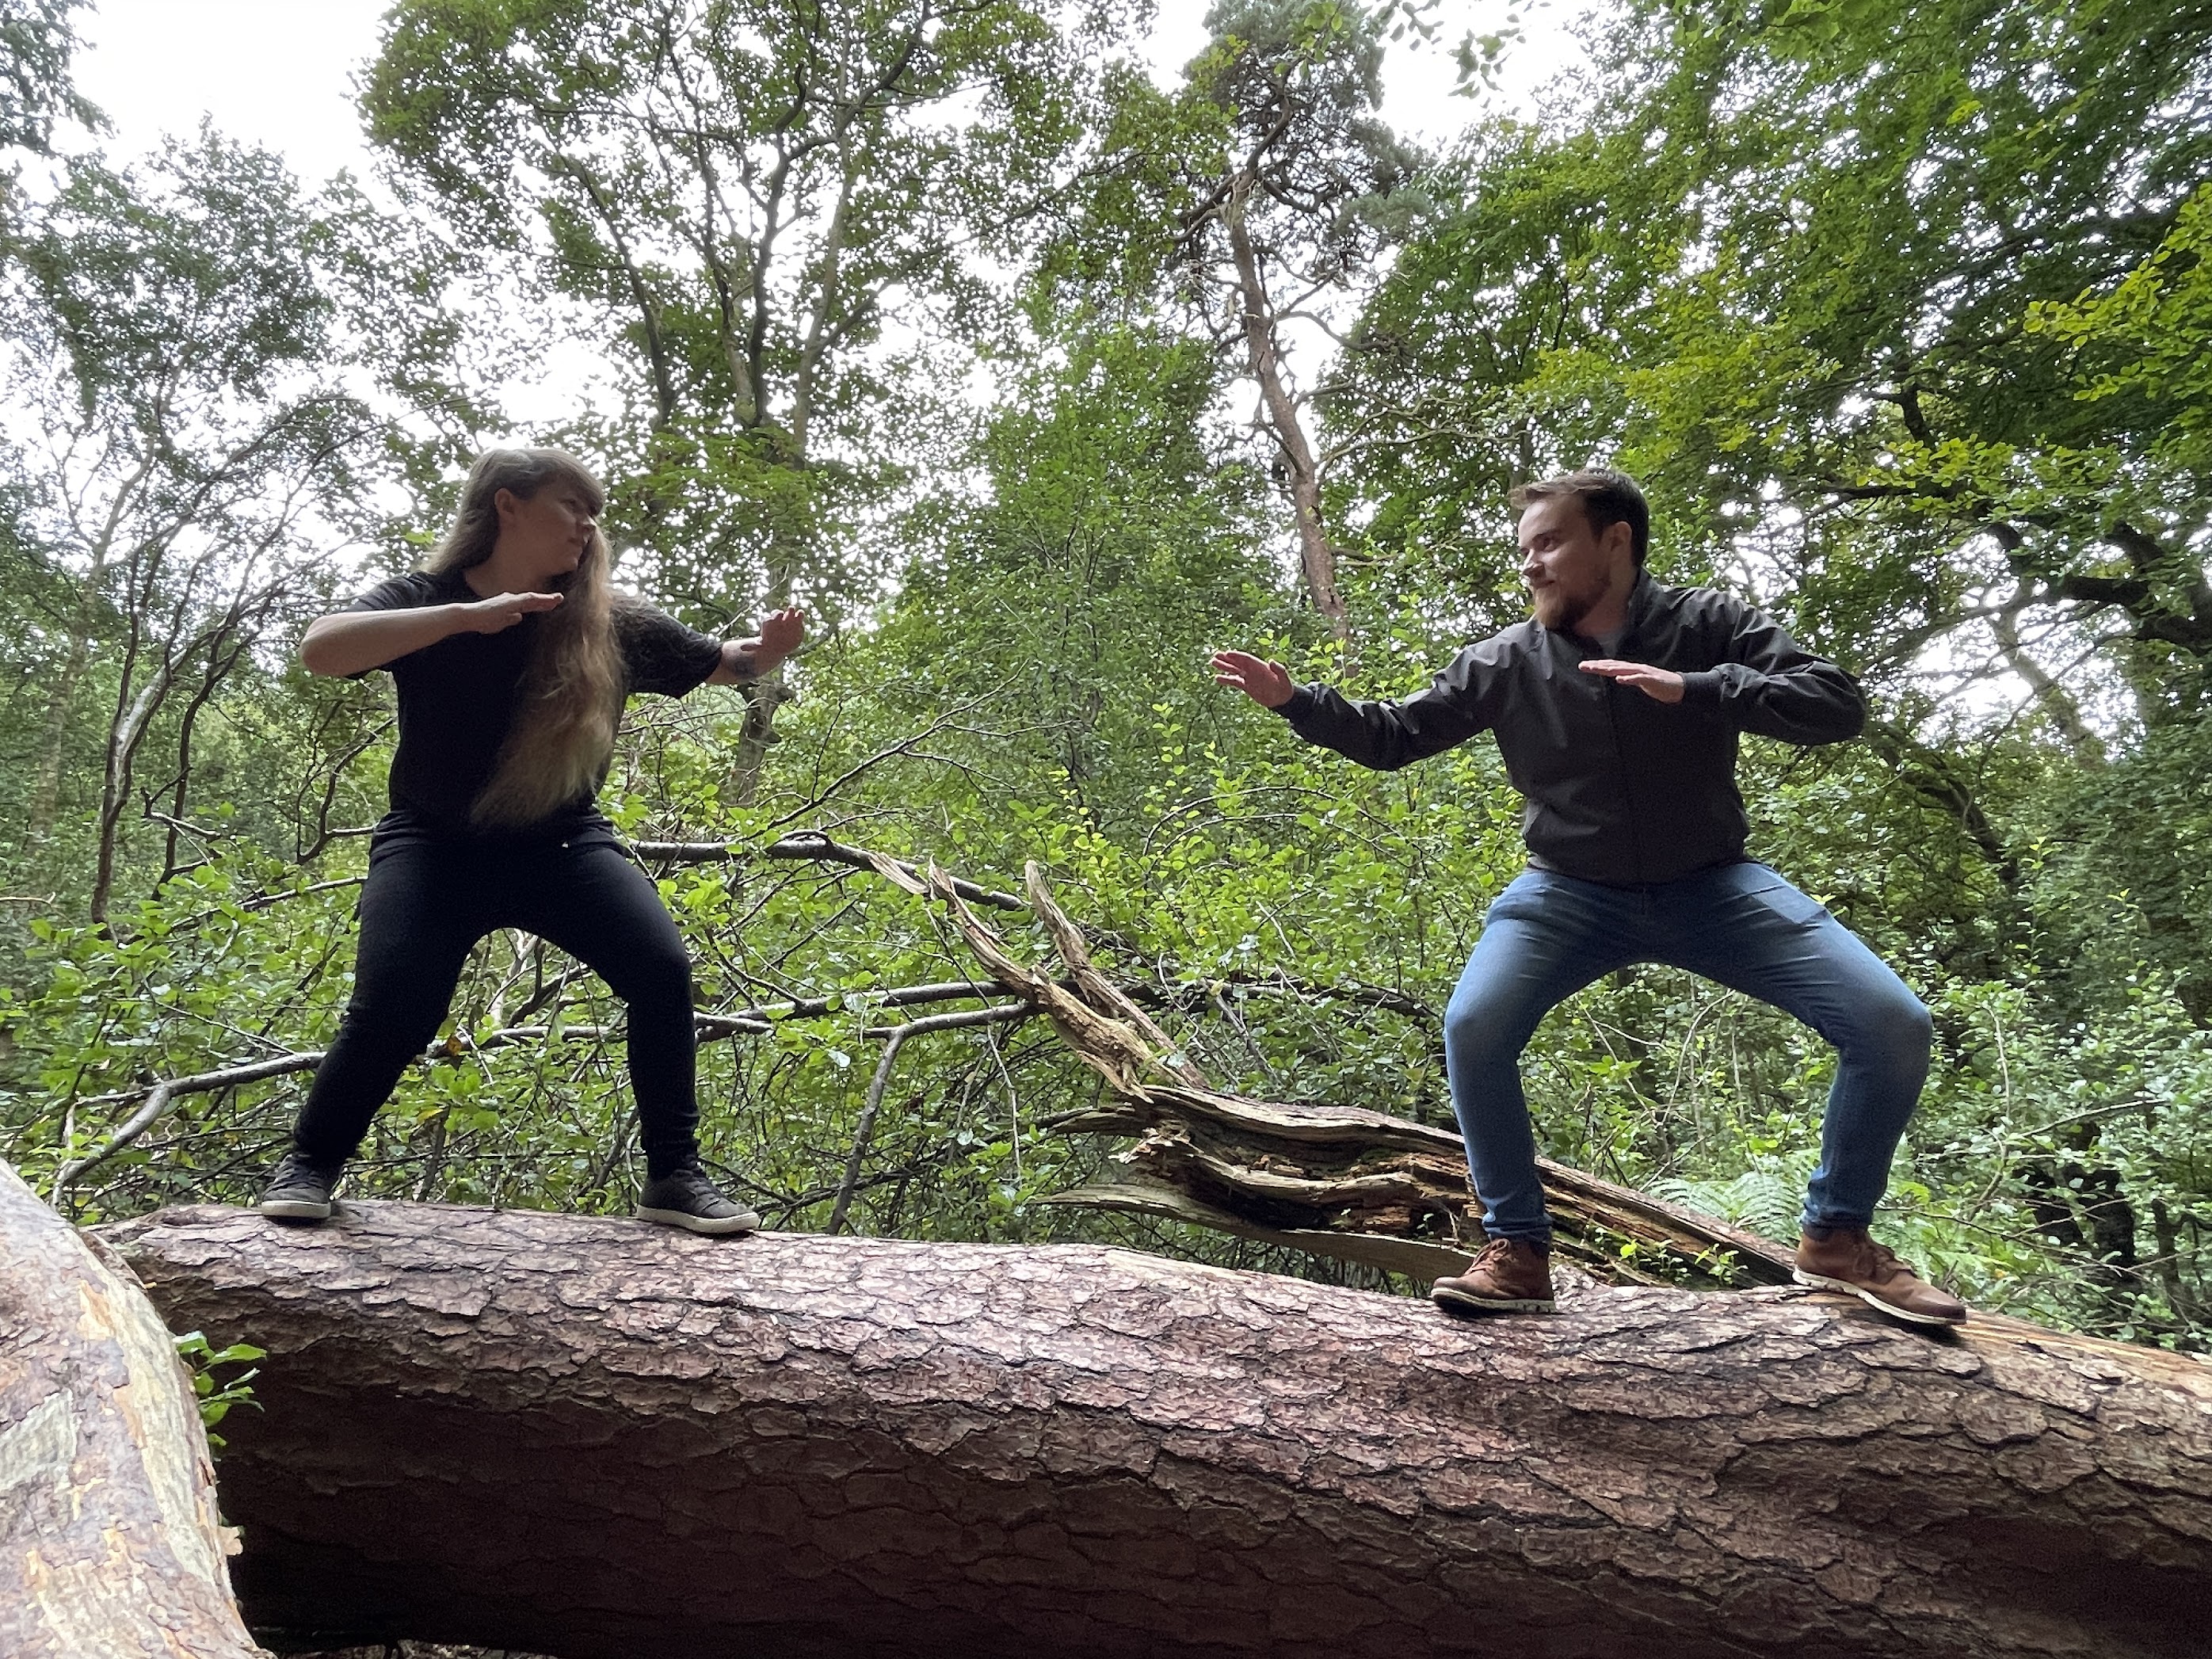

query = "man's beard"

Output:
[[1531, 578, 1604, 634]]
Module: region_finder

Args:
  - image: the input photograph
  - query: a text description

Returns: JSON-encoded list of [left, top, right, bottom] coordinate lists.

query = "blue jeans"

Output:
[[1442, 861, 1932, 1244]]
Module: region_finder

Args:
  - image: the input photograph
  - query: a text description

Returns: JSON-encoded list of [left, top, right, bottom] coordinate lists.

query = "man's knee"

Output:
[[1444, 984, 1538, 1064], [1847, 983, 1932, 1062]]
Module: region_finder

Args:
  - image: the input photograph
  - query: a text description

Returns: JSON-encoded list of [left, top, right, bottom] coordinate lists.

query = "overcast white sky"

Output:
[[68, 0, 1581, 188], [71, 0, 386, 183], [55, 1, 1583, 442]]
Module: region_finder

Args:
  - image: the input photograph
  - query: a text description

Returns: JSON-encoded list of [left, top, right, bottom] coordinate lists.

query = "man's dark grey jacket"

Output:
[[1278, 574, 1865, 887]]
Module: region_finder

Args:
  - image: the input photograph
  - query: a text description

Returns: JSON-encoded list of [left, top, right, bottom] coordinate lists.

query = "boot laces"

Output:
[[1470, 1236, 1540, 1270], [1859, 1238, 1917, 1284]]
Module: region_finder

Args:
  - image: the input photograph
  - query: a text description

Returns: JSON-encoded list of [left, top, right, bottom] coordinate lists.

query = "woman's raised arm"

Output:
[[299, 591, 565, 677]]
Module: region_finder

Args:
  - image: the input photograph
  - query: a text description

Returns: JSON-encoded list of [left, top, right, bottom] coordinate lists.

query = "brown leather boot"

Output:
[[1431, 1237, 1555, 1314], [1794, 1227, 1967, 1326]]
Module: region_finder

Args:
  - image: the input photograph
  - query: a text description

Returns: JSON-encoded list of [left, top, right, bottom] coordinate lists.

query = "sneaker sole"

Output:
[[635, 1204, 760, 1236], [1431, 1286, 1555, 1315], [257, 1198, 332, 1221], [1792, 1268, 1965, 1326]]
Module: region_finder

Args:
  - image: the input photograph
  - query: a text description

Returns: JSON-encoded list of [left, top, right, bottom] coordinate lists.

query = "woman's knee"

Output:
[[610, 936, 694, 1010], [338, 979, 455, 1055]]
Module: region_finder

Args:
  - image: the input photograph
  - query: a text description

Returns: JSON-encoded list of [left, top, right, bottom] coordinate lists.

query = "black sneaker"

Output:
[[636, 1165, 761, 1235], [257, 1151, 341, 1222]]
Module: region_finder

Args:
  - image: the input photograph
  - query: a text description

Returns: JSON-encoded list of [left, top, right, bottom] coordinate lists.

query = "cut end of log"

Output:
[[1, 1161, 266, 1659]]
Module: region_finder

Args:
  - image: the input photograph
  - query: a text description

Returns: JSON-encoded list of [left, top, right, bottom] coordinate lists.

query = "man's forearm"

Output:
[[1677, 661, 1865, 744], [1280, 682, 1475, 772]]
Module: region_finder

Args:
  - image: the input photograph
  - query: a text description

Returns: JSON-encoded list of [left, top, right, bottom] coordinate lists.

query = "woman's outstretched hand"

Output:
[[753, 606, 806, 667], [459, 591, 566, 634], [1211, 649, 1295, 709], [715, 606, 807, 683]]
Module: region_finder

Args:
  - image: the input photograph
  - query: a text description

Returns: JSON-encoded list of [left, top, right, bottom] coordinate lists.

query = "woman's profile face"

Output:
[[494, 479, 600, 582]]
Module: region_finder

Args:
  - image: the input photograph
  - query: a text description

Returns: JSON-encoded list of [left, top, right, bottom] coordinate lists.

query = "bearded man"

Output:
[[1211, 468, 1966, 1326]]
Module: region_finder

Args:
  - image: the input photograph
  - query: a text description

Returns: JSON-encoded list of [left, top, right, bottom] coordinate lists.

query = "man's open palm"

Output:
[[1212, 650, 1295, 709], [1579, 658, 1684, 704]]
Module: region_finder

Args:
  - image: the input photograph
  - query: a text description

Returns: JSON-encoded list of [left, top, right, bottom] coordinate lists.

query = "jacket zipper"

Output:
[[1594, 635, 1650, 885]]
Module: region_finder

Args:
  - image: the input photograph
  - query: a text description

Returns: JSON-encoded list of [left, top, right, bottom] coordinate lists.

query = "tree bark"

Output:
[[101, 1199, 2212, 1659], [0, 1161, 264, 1659]]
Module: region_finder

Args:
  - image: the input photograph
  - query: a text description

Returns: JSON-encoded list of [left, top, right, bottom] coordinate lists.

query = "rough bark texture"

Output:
[[0, 1161, 264, 1659], [107, 1199, 2212, 1659]]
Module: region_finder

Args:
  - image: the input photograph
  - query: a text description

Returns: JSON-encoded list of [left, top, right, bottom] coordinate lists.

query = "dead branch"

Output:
[[923, 859, 1797, 1289]]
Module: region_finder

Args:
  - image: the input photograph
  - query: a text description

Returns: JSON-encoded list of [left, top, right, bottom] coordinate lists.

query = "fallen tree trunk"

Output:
[[0, 1161, 264, 1659], [106, 1199, 2212, 1659]]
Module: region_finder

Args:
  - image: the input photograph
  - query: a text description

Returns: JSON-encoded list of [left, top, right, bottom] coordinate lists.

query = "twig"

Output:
[[826, 1003, 1032, 1235], [694, 979, 1005, 1037], [238, 875, 368, 913], [54, 1051, 330, 1193], [1142, 969, 1435, 1023], [170, 874, 369, 932], [631, 831, 1027, 910]]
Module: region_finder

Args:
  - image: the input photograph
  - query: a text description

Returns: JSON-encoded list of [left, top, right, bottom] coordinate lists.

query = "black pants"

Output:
[[293, 836, 700, 1179]]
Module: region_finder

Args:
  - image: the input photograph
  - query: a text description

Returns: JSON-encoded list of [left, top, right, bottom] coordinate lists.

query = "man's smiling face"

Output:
[[1518, 495, 1631, 634]]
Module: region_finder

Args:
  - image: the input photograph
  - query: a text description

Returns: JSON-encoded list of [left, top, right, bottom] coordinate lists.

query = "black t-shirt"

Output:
[[343, 568, 727, 845]]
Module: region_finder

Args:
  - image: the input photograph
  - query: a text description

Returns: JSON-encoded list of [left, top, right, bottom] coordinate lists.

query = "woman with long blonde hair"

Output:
[[258, 447, 803, 1233]]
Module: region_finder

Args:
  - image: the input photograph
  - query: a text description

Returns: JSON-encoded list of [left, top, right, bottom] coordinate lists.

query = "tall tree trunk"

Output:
[[1993, 582, 2105, 766], [0, 1161, 263, 1659], [1225, 174, 1347, 637], [91, 671, 162, 925], [104, 1199, 2212, 1659]]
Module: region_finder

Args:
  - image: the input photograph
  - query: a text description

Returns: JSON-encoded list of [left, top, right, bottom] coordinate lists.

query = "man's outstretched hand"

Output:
[[1578, 658, 1684, 704], [1211, 650, 1295, 709]]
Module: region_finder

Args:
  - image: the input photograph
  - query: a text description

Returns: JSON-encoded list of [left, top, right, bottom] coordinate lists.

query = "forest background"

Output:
[[1, 0, 2206, 1353]]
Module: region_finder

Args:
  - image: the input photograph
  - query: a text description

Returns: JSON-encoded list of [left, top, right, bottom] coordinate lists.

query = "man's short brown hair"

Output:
[[1509, 469, 1651, 568]]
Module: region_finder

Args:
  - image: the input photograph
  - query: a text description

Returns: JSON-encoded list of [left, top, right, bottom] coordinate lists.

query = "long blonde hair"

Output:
[[425, 448, 626, 830]]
